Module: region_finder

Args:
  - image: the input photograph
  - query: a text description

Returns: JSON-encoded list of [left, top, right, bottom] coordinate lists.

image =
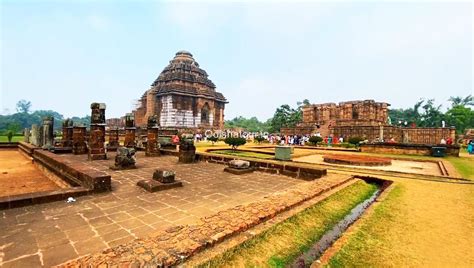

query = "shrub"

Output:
[[348, 137, 364, 146], [224, 137, 247, 150], [308, 136, 323, 145], [207, 136, 219, 144], [6, 130, 13, 142], [254, 136, 266, 144]]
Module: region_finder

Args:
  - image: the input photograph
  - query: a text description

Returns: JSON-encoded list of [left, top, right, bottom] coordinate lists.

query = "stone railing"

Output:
[[360, 143, 460, 157]]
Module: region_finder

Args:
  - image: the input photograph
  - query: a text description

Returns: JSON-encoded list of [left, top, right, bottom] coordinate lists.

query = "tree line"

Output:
[[0, 100, 90, 135], [225, 95, 474, 134]]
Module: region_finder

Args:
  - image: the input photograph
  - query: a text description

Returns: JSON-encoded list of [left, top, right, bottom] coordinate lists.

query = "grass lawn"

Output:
[[199, 181, 378, 267], [446, 154, 474, 179], [325, 185, 404, 267], [212, 149, 275, 159], [0, 136, 23, 142]]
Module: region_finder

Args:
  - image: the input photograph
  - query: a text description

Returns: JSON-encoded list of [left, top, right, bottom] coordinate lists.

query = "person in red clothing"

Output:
[[446, 137, 453, 145], [172, 135, 180, 144]]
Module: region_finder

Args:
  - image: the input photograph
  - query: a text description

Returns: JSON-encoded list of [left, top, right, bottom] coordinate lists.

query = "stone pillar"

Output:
[[124, 113, 136, 148], [30, 124, 41, 146], [107, 128, 120, 151], [42, 116, 54, 149], [72, 126, 87, 154], [178, 134, 196, 163], [146, 115, 160, 157], [23, 128, 30, 143], [88, 103, 107, 160], [450, 127, 456, 143], [61, 118, 74, 148]]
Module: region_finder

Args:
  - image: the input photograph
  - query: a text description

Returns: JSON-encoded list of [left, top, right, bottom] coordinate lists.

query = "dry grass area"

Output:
[[0, 149, 60, 197], [324, 174, 474, 267]]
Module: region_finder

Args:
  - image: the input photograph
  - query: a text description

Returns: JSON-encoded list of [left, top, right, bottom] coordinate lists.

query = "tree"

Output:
[[449, 95, 473, 107], [224, 137, 246, 151], [254, 135, 265, 144], [445, 105, 474, 134], [16, 99, 32, 114], [308, 136, 322, 145]]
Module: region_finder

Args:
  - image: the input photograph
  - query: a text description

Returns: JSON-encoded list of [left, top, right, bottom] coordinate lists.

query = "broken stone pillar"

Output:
[[224, 160, 254, 174], [23, 128, 30, 143], [42, 116, 54, 149], [402, 129, 409, 144], [379, 124, 384, 142], [110, 147, 136, 170], [124, 113, 136, 148], [30, 124, 42, 146], [137, 169, 182, 193], [61, 118, 74, 147], [88, 103, 107, 160], [178, 134, 196, 163], [146, 115, 160, 157], [107, 128, 120, 151], [72, 126, 87, 154]]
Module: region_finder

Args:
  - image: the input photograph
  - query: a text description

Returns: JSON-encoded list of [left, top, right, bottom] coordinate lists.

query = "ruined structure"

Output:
[[134, 51, 227, 129], [107, 128, 120, 151], [88, 103, 107, 160], [42, 116, 54, 149], [61, 119, 73, 148], [145, 115, 160, 157], [124, 113, 136, 148], [281, 99, 456, 145], [72, 126, 87, 155]]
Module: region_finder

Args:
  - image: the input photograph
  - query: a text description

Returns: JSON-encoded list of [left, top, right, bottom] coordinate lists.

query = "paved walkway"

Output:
[[1, 152, 306, 267]]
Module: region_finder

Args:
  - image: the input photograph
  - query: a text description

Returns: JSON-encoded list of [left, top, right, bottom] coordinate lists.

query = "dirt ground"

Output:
[[0, 149, 60, 197]]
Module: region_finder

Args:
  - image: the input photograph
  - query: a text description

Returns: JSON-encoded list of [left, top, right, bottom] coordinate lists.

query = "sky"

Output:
[[1, 1, 472, 121]]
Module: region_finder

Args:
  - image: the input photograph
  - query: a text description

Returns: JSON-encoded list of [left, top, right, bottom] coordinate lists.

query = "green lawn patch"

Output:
[[0, 136, 23, 142], [446, 155, 474, 180], [212, 149, 275, 159], [325, 185, 404, 267], [199, 180, 378, 268]]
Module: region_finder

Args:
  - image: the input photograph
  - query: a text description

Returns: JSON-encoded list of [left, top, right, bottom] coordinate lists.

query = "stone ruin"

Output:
[[42, 116, 54, 149], [107, 128, 120, 151], [137, 169, 182, 192], [145, 115, 161, 157], [72, 126, 87, 155], [124, 113, 136, 148], [178, 134, 196, 163], [61, 118, 74, 148], [110, 147, 136, 170], [224, 159, 254, 174], [88, 103, 107, 160], [30, 124, 42, 147], [23, 128, 30, 143]]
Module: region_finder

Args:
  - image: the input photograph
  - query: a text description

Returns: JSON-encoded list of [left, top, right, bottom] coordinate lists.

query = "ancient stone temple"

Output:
[[133, 50, 227, 129], [281, 99, 455, 145]]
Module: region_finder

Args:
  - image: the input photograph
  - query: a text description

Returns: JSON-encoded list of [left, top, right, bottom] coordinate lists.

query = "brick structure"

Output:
[[107, 128, 120, 151], [61, 118, 73, 148], [282, 99, 456, 145], [124, 113, 136, 148], [72, 126, 87, 155], [88, 103, 107, 160], [145, 115, 160, 157], [133, 51, 227, 129]]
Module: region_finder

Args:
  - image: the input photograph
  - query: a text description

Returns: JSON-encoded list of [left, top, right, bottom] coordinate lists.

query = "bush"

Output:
[[308, 136, 323, 145], [348, 137, 364, 146], [254, 136, 266, 144], [224, 137, 247, 150], [207, 136, 219, 144], [6, 130, 13, 142]]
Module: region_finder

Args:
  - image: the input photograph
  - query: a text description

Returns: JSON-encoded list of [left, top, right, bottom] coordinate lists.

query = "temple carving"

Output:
[[134, 51, 227, 129]]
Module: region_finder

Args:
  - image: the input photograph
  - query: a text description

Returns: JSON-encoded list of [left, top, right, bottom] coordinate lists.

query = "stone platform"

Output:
[[1, 152, 342, 267]]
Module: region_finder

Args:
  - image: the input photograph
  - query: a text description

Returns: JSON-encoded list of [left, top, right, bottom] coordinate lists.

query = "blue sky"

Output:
[[1, 1, 472, 120]]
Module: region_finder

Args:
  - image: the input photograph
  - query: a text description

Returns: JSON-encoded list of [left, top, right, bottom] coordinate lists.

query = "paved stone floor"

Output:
[[0, 152, 307, 267], [294, 154, 443, 176]]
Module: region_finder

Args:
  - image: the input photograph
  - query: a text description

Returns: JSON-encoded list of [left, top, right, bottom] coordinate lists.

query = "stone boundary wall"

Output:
[[18, 141, 112, 192], [58, 175, 354, 267], [0, 142, 19, 148], [360, 143, 460, 157], [196, 152, 327, 180]]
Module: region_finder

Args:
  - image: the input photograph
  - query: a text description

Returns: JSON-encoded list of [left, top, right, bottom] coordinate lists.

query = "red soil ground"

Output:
[[0, 149, 60, 197]]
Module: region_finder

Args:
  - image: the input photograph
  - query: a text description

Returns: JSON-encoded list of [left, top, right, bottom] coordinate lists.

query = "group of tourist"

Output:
[[467, 140, 474, 154]]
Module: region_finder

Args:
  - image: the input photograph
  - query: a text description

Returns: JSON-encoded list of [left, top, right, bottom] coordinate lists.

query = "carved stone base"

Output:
[[224, 167, 255, 175], [88, 153, 107, 161], [137, 180, 183, 193]]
